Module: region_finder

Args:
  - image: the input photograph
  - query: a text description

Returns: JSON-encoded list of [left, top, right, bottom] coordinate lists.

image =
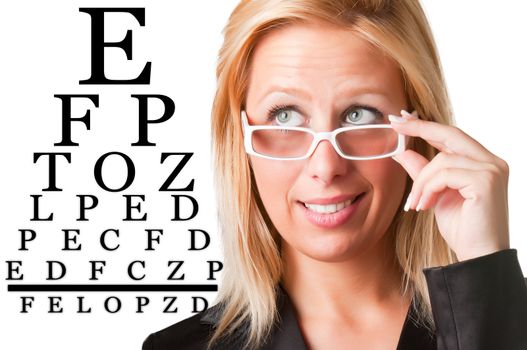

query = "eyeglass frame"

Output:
[[241, 110, 407, 161]]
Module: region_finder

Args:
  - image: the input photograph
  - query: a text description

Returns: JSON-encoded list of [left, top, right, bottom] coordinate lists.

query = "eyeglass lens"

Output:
[[251, 128, 398, 158]]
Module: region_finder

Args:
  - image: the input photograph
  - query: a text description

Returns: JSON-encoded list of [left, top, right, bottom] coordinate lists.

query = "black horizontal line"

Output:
[[7, 284, 218, 292]]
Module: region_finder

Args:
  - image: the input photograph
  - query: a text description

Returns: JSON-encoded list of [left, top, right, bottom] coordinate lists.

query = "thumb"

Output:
[[392, 149, 429, 181]]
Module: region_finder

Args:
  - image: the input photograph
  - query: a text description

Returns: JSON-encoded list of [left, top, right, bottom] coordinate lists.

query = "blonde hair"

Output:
[[209, 0, 457, 348]]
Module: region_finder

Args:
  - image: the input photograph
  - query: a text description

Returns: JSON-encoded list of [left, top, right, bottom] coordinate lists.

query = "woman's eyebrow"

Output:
[[336, 83, 392, 99], [256, 86, 311, 105], [257, 84, 390, 106]]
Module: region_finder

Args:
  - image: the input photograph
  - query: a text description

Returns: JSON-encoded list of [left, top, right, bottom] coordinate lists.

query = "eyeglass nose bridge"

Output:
[[305, 130, 343, 158]]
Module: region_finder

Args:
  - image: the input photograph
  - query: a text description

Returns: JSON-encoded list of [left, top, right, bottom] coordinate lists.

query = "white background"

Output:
[[1, 1, 525, 349]]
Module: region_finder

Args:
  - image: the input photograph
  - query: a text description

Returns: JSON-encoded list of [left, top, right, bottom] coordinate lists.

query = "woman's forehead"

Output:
[[253, 21, 380, 62], [246, 22, 402, 107]]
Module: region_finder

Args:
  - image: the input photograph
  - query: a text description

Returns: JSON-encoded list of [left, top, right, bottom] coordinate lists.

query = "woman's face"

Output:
[[245, 22, 409, 262]]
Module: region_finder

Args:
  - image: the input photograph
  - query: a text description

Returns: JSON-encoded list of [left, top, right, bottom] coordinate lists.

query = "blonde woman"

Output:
[[143, 1, 527, 349]]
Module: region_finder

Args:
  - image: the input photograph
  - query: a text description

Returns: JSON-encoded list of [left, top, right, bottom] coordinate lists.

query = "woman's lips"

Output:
[[299, 192, 365, 228]]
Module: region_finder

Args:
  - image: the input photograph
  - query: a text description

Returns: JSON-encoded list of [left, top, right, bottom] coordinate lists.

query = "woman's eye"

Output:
[[271, 109, 304, 127], [343, 107, 381, 125]]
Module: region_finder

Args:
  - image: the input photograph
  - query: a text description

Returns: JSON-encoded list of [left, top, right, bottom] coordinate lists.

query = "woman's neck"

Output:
[[281, 232, 408, 323]]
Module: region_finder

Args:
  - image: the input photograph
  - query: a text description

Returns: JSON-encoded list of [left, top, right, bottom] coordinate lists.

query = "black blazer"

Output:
[[143, 249, 527, 349]]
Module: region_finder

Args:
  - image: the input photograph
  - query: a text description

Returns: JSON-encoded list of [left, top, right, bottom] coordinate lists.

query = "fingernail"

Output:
[[391, 156, 400, 164], [403, 193, 412, 212], [401, 109, 419, 119], [401, 110, 419, 120], [416, 196, 423, 212], [389, 114, 407, 123]]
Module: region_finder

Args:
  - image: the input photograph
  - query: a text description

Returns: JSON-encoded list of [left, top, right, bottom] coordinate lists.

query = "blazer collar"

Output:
[[200, 284, 436, 350]]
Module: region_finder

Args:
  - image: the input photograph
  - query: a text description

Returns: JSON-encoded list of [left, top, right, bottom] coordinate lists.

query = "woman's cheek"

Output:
[[366, 160, 408, 217], [251, 159, 301, 225]]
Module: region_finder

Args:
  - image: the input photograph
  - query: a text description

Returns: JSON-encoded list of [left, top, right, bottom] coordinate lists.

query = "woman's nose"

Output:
[[306, 139, 348, 184]]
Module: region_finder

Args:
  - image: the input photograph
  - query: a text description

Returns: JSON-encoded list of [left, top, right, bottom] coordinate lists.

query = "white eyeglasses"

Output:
[[241, 111, 406, 160]]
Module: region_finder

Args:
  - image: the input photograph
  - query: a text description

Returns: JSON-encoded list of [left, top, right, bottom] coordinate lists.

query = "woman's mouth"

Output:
[[299, 192, 366, 228], [303, 198, 354, 214]]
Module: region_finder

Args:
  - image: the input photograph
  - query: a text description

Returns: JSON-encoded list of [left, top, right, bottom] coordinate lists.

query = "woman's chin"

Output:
[[296, 235, 365, 263]]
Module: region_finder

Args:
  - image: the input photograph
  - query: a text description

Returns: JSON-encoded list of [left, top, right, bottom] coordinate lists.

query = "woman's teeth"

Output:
[[304, 199, 353, 214]]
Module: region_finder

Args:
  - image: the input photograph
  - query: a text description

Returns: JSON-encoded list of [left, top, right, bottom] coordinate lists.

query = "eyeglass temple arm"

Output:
[[241, 111, 249, 130]]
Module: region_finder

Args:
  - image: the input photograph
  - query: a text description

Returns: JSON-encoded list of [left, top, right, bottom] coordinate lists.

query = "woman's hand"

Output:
[[389, 110, 510, 262]]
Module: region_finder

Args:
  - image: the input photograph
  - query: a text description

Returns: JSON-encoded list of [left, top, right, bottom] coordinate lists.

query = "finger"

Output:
[[409, 168, 482, 211], [392, 149, 429, 181], [409, 152, 493, 209], [417, 186, 455, 212], [399, 110, 453, 152], [391, 113, 455, 153], [401, 110, 419, 119], [389, 115, 496, 163]]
